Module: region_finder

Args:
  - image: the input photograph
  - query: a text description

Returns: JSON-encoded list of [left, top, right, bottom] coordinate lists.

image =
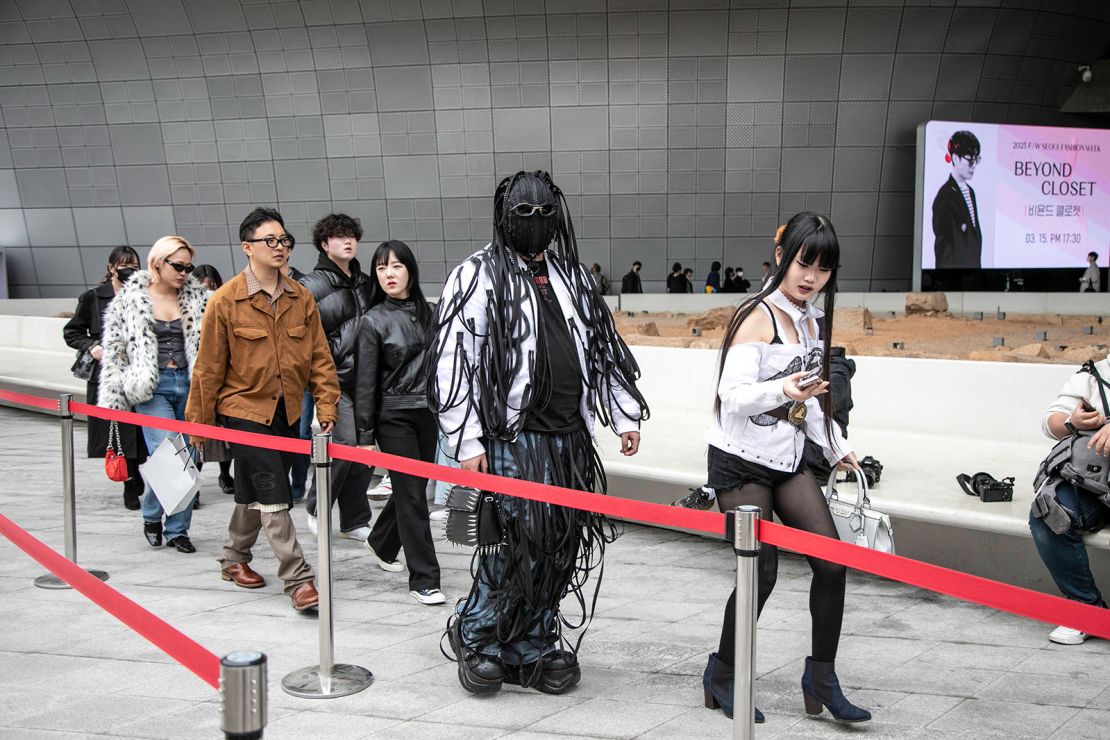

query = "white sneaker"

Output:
[[306, 512, 317, 536], [340, 525, 371, 542], [368, 474, 393, 501], [365, 541, 405, 572], [429, 508, 449, 522], [410, 588, 446, 605], [1049, 625, 1089, 645]]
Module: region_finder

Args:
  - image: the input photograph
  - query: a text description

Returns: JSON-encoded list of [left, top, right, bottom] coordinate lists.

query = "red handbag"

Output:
[[105, 421, 130, 482]]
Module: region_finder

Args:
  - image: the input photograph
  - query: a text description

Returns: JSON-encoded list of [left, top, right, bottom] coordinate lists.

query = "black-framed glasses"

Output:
[[511, 202, 556, 217], [958, 154, 982, 166], [246, 235, 295, 250], [164, 259, 195, 274]]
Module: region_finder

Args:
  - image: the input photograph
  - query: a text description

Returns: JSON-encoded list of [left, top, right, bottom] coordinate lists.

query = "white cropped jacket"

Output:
[[705, 291, 852, 472]]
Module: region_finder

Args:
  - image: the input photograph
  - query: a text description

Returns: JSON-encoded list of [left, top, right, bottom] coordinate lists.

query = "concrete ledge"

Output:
[[617, 291, 1108, 317]]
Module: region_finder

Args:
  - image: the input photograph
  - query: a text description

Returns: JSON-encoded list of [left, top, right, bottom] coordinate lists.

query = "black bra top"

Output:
[[759, 301, 783, 345]]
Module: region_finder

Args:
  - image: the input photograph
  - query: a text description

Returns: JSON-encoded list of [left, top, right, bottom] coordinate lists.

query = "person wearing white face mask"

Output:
[[64, 246, 147, 510], [352, 240, 443, 605]]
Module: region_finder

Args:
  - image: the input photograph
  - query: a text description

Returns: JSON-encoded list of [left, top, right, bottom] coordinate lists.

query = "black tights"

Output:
[[717, 469, 846, 664]]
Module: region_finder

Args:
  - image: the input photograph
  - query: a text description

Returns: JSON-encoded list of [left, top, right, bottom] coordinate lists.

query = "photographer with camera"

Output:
[[1030, 358, 1110, 645]]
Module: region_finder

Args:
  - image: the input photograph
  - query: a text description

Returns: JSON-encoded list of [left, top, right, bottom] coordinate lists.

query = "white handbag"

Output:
[[824, 469, 895, 554], [139, 434, 200, 516]]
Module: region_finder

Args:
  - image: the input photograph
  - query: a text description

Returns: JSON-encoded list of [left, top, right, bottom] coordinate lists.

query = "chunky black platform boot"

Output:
[[447, 618, 503, 694]]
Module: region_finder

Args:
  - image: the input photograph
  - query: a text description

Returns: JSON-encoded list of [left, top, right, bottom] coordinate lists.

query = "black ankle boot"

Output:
[[801, 656, 871, 723], [143, 521, 163, 547], [702, 652, 764, 723]]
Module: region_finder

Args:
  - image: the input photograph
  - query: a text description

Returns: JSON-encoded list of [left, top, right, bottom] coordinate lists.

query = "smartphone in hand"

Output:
[[796, 371, 822, 389]]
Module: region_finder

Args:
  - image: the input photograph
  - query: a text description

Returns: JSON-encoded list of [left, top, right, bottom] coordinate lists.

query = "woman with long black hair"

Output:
[[353, 240, 444, 605], [63, 246, 147, 510], [701, 213, 869, 724]]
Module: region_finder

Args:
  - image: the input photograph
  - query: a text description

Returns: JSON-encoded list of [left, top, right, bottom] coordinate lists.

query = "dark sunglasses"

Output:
[[164, 259, 195, 274], [511, 202, 556, 217]]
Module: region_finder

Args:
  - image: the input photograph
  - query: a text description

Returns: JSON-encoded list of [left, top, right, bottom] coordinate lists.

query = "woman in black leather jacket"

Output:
[[354, 240, 444, 605]]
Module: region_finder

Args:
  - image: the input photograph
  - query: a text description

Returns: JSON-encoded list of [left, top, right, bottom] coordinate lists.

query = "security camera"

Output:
[[1079, 65, 1092, 83]]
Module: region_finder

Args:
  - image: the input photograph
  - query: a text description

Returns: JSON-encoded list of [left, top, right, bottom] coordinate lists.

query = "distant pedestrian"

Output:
[[1080, 251, 1101, 293], [734, 267, 751, 293], [761, 260, 774, 290], [705, 261, 722, 293], [620, 261, 642, 294], [666, 262, 685, 294], [591, 263, 610, 295], [683, 268, 695, 293]]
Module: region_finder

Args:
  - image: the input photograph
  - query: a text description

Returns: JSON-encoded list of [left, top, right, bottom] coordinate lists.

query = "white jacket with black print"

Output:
[[435, 245, 642, 462], [98, 271, 207, 411], [706, 290, 852, 472]]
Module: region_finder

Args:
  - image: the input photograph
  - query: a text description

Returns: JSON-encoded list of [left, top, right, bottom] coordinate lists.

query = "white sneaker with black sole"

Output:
[[410, 588, 446, 605], [368, 474, 393, 501], [365, 541, 405, 572], [1049, 625, 1088, 645]]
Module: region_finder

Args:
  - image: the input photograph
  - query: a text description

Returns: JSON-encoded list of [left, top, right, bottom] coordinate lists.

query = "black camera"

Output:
[[957, 472, 1014, 503], [846, 455, 883, 488]]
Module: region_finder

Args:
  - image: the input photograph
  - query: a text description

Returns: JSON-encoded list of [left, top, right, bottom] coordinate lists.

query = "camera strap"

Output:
[[1080, 360, 1110, 417]]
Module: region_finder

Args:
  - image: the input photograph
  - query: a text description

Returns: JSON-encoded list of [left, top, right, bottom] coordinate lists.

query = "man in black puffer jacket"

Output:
[[298, 213, 375, 541]]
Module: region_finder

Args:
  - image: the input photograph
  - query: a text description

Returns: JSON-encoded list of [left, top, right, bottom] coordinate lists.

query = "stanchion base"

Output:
[[281, 663, 373, 699], [34, 569, 109, 589]]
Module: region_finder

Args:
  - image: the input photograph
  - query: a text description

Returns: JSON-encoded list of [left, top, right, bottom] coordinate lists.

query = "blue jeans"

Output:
[[289, 390, 313, 499], [458, 431, 581, 664], [135, 368, 195, 541], [1029, 482, 1108, 607], [433, 435, 458, 505]]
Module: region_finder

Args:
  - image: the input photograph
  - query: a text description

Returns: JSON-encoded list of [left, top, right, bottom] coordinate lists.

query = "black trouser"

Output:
[[367, 407, 440, 591], [307, 391, 373, 533]]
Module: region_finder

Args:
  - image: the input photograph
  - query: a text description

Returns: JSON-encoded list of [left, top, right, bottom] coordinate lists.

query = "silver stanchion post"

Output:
[[35, 393, 109, 589], [730, 505, 761, 740], [221, 651, 267, 740], [281, 432, 373, 698]]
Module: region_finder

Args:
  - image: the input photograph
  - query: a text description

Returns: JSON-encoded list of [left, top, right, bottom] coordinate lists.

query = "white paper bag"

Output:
[[139, 434, 200, 516]]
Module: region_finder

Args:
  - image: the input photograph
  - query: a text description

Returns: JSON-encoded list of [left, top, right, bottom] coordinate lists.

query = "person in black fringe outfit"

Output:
[[432, 171, 649, 696]]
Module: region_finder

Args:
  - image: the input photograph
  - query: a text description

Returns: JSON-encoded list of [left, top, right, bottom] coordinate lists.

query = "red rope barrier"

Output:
[[4, 387, 1108, 640], [0, 512, 220, 688], [759, 520, 1110, 640]]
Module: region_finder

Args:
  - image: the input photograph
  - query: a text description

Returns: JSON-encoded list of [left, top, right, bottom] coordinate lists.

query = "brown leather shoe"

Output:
[[290, 582, 319, 611], [221, 563, 265, 589]]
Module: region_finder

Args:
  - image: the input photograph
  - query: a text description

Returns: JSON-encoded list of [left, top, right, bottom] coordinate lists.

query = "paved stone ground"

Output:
[[0, 406, 1106, 739]]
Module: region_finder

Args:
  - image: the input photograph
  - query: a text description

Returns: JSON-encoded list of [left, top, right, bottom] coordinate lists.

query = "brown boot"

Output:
[[221, 562, 265, 589], [290, 582, 319, 611]]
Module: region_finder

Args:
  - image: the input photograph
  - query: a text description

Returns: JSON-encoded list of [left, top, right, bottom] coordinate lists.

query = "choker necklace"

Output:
[[782, 292, 808, 312]]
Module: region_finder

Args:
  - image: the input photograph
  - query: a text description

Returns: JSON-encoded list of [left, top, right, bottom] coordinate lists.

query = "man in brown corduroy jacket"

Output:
[[186, 206, 340, 611]]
